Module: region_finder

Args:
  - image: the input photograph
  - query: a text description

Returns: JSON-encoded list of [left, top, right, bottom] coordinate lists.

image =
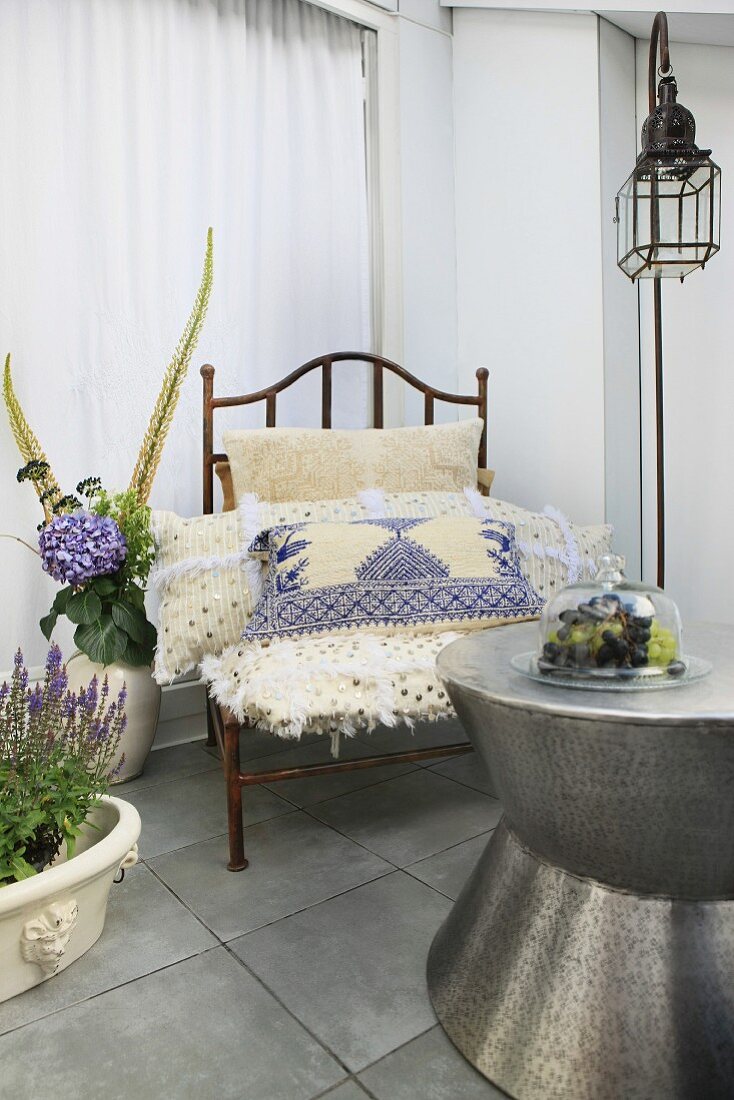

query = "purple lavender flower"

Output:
[[48, 666, 68, 701], [38, 512, 127, 586], [13, 650, 28, 691], [45, 644, 63, 676], [45, 644, 68, 700], [61, 692, 77, 720], [84, 676, 99, 714], [28, 686, 44, 714]]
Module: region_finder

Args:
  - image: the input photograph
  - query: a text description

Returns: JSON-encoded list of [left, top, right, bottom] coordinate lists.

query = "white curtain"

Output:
[[0, 0, 371, 668]]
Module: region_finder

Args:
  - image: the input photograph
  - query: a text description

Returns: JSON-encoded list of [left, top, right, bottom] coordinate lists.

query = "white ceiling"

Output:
[[599, 10, 734, 46]]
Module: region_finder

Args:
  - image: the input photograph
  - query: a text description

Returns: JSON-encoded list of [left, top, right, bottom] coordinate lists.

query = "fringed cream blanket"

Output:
[[201, 629, 470, 754]]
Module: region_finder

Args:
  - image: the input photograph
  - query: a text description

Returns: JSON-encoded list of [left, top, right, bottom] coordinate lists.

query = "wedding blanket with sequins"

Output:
[[201, 628, 483, 751]]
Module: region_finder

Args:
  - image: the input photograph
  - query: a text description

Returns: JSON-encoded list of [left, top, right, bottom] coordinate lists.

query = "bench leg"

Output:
[[224, 712, 248, 872], [205, 703, 217, 748]]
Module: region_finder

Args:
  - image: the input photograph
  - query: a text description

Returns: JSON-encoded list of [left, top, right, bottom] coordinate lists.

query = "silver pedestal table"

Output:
[[427, 622, 734, 1100]]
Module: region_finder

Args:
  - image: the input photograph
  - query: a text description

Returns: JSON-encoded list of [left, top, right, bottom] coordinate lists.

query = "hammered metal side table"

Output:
[[427, 621, 734, 1100]]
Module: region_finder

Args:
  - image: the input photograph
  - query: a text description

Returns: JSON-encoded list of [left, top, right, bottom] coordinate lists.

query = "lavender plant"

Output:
[[0, 646, 126, 887]]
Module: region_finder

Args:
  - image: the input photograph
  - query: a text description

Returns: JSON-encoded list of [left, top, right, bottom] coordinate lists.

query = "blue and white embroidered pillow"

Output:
[[243, 515, 543, 642]]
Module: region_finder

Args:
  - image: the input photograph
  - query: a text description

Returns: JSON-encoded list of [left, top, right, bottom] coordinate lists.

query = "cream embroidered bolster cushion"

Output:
[[150, 510, 261, 684], [244, 515, 543, 643], [222, 419, 484, 503]]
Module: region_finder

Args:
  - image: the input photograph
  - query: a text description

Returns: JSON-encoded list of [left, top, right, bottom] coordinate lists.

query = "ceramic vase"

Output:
[[67, 653, 162, 783]]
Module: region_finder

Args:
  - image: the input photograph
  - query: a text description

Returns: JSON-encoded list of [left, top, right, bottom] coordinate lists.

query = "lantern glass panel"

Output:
[[616, 157, 720, 280]]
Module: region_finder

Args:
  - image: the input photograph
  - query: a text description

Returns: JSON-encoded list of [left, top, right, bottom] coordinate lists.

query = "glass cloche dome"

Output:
[[535, 554, 685, 681]]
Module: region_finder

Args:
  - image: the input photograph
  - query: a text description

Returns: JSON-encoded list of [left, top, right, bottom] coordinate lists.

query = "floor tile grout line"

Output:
[[137, 803, 300, 863], [298, 803, 407, 867], [405, 826, 496, 873], [218, 937, 446, 1093], [355, 1022, 438, 1076], [0, 945, 225, 1040], [222, 866, 401, 944], [116, 765, 221, 796], [311, 1075, 381, 1100], [298, 788, 500, 873], [140, 744, 499, 874], [145, 818, 398, 943], [259, 760, 422, 810], [143, 859, 236, 941], [144, 808, 487, 943], [126, 734, 316, 796], [299, 762, 494, 818], [425, 762, 501, 802], [218, 940, 359, 1081], [400, 866, 465, 903]]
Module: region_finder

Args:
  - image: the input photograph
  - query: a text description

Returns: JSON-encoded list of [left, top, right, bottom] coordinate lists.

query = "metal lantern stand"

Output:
[[616, 10, 721, 588]]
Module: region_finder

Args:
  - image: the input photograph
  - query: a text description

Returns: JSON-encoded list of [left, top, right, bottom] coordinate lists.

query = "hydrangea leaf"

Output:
[[120, 637, 154, 668], [74, 616, 127, 666], [91, 576, 118, 598], [39, 611, 57, 641], [111, 600, 147, 644], [52, 586, 73, 613], [66, 589, 103, 626]]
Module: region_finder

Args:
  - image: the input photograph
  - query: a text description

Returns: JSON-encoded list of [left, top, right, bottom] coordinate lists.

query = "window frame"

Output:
[[301, 0, 403, 369]]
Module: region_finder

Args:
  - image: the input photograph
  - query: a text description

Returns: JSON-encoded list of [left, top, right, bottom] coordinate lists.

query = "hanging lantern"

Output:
[[616, 27, 720, 282]]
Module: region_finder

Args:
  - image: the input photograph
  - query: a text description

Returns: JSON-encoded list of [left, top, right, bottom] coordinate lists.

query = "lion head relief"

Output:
[[20, 899, 79, 976]]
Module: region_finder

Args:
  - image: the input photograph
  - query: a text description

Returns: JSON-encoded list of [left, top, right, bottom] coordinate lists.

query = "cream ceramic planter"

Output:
[[67, 653, 161, 783], [0, 796, 141, 1004]]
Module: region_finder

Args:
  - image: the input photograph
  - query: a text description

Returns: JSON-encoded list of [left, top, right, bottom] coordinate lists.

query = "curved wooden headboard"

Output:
[[201, 352, 490, 514]]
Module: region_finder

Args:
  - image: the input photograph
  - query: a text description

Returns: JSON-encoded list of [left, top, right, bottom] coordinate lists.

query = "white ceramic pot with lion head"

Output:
[[67, 654, 161, 783], [0, 796, 141, 1003]]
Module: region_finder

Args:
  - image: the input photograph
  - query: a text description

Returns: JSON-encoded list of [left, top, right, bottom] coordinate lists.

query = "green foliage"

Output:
[[38, 489, 159, 666], [92, 488, 156, 589], [0, 648, 125, 887]]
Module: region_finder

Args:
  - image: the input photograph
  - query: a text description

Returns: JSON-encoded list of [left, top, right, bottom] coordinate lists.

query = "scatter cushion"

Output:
[[460, 491, 613, 599], [241, 492, 379, 556], [201, 630, 469, 743], [243, 515, 543, 643], [150, 511, 261, 684], [243, 489, 613, 600], [223, 419, 484, 504]]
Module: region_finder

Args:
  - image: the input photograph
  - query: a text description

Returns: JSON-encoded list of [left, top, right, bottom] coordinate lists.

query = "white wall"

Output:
[[453, 9, 606, 522], [599, 17, 641, 577], [636, 40, 734, 621], [398, 8, 459, 421]]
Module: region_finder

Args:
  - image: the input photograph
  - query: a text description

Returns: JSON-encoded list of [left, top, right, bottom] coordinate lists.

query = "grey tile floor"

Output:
[[0, 720, 509, 1100]]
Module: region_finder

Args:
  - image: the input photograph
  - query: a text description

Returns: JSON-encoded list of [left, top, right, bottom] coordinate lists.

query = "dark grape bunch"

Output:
[[539, 594, 685, 678]]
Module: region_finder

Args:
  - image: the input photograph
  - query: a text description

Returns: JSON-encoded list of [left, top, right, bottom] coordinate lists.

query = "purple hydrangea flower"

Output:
[[38, 512, 127, 586]]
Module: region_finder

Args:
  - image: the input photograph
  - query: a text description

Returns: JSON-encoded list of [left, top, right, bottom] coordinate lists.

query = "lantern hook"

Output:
[[649, 12, 672, 113]]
